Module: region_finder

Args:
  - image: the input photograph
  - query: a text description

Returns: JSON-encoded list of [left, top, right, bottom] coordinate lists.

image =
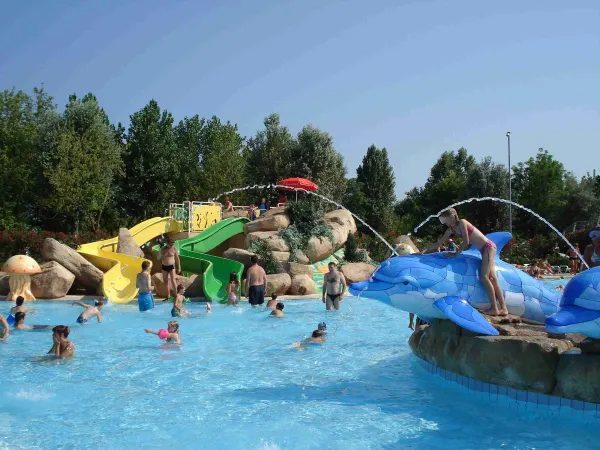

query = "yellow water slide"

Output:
[[78, 217, 182, 304]]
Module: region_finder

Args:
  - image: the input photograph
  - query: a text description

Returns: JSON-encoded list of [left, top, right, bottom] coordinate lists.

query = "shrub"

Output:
[[344, 233, 359, 262], [0, 229, 110, 263], [279, 199, 336, 261], [248, 239, 278, 274]]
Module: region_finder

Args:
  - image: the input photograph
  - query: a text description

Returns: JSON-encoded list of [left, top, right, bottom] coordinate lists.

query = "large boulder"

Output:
[[0, 272, 9, 296], [305, 236, 334, 263], [185, 275, 204, 298], [117, 228, 144, 258], [272, 251, 290, 262], [151, 273, 195, 298], [324, 209, 357, 235], [142, 246, 162, 275], [281, 262, 314, 278], [294, 250, 310, 265], [41, 238, 103, 293], [329, 222, 350, 249], [288, 274, 316, 296], [553, 353, 600, 403], [223, 248, 255, 270], [243, 215, 290, 234], [340, 262, 377, 284], [31, 261, 75, 299], [245, 231, 290, 253], [265, 273, 292, 296]]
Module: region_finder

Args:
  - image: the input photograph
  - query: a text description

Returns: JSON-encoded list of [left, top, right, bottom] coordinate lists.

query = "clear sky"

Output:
[[1, 0, 598, 198]]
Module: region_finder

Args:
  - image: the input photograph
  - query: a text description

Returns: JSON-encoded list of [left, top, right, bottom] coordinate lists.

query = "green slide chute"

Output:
[[171, 217, 250, 304]]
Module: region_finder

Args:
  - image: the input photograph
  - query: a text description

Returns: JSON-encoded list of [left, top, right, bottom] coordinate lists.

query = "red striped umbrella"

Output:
[[277, 178, 318, 192]]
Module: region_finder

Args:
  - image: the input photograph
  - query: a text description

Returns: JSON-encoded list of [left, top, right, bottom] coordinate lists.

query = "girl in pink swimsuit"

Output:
[[426, 208, 508, 316]]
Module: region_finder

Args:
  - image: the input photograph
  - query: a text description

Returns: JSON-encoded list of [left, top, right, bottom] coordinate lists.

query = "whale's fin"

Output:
[[461, 232, 513, 259], [433, 296, 499, 336]]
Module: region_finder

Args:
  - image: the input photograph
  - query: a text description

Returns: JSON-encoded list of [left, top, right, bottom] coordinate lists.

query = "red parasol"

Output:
[[277, 177, 318, 192]]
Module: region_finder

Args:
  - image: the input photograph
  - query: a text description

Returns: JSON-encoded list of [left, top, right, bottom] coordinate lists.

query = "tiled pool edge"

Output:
[[416, 357, 600, 414]]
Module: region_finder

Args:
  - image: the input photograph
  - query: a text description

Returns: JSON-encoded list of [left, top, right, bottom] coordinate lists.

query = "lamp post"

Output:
[[506, 131, 512, 234]]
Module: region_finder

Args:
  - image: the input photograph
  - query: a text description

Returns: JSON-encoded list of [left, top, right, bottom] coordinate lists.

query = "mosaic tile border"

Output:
[[416, 357, 600, 414]]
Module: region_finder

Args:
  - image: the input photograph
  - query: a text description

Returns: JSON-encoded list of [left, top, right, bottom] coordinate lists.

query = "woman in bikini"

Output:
[[425, 208, 509, 316]]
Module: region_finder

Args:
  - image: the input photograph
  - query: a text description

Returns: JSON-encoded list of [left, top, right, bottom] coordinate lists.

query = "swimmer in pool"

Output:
[[7, 296, 34, 325], [145, 320, 180, 344], [293, 329, 326, 351], [317, 322, 327, 334], [72, 300, 104, 324], [266, 293, 278, 309], [47, 326, 75, 357], [270, 302, 284, 318], [0, 313, 9, 340], [12, 312, 50, 331], [171, 285, 189, 317]]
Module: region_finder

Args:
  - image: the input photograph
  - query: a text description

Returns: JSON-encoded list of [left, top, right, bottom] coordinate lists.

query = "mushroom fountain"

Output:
[[1, 255, 42, 301]]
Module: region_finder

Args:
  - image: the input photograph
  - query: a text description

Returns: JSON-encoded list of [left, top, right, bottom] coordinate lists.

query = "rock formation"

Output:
[[265, 273, 292, 296], [288, 274, 316, 295], [243, 215, 290, 234], [31, 261, 75, 299], [117, 228, 144, 258], [340, 262, 377, 284], [409, 316, 600, 403], [245, 231, 290, 253], [41, 238, 103, 293]]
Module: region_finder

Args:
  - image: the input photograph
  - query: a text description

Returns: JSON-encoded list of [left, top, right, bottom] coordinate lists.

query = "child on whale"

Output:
[[424, 208, 509, 317]]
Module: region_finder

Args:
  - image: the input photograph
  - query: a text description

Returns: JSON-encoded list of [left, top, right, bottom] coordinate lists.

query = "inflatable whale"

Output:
[[545, 267, 600, 337], [349, 232, 561, 336]]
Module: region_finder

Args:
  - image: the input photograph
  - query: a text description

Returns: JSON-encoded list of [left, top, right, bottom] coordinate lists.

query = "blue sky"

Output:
[[1, 0, 598, 198]]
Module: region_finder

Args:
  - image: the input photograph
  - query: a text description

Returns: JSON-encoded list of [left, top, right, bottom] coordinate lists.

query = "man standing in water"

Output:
[[161, 238, 181, 300], [322, 262, 346, 311], [246, 255, 267, 306]]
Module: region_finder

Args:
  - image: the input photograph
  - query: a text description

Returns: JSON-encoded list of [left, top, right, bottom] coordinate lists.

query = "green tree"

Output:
[[292, 124, 347, 202], [198, 116, 248, 201], [356, 145, 396, 233], [342, 178, 368, 221], [173, 115, 204, 200], [0, 87, 55, 228], [511, 148, 567, 235], [38, 94, 123, 233], [246, 113, 294, 187], [121, 100, 177, 221]]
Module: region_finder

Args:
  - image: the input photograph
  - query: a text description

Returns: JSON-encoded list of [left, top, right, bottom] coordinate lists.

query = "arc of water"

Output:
[[208, 184, 398, 256], [406, 196, 589, 270]]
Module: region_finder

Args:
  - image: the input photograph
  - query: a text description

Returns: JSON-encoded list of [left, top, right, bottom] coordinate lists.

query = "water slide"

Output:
[[78, 217, 182, 304], [173, 217, 250, 303]]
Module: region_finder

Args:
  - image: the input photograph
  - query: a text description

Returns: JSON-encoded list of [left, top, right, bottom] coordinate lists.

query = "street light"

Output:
[[506, 132, 512, 234]]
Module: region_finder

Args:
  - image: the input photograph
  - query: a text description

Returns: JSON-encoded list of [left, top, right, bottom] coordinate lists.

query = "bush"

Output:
[[248, 239, 278, 274], [279, 199, 336, 261], [344, 233, 359, 262], [0, 229, 110, 263]]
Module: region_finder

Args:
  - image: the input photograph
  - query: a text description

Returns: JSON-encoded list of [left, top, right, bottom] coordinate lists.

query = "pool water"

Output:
[[1, 291, 598, 449]]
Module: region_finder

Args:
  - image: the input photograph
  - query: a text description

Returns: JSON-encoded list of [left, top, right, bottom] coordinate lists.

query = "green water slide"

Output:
[[174, 217, 250, 303]]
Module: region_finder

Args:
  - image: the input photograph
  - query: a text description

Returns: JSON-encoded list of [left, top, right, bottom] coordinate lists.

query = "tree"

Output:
[[342, 178, 368, 221], [292, 124, 347, 202], [121, 100, 177, 221], [37, 94, 122, 233], [197, 116, 247, 201], [511, 148, 567, 235], [356, 145, 396, 233], [246, 113, 294, 187], [173, 115, 204, 200], [0, 87, 55, 228]]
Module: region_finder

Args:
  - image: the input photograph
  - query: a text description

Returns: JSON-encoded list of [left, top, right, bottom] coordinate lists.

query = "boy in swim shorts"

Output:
[[73, 300, 104, 324], [172, 284, 189, 317], [136, 261, 155, 312]]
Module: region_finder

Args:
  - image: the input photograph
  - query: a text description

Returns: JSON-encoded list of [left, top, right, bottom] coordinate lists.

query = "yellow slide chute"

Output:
[[78, 217, 182, 304]]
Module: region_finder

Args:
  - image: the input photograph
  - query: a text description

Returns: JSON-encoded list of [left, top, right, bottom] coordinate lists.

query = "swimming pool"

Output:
[[1, 292, 598, 449]]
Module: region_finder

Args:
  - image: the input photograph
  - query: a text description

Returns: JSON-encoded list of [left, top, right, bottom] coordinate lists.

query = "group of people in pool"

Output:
[[0, 295, 104, 356]]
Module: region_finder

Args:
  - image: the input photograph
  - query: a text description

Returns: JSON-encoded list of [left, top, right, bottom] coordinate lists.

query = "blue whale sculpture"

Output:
[[349, 232, 561, 336], [545, 267, 600, 337]]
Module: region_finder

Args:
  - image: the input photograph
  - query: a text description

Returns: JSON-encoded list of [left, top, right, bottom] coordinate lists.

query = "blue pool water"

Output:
[[1, 290, 598, 449]]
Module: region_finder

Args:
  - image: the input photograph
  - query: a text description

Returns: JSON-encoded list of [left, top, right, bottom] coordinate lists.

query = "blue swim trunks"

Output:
[[138, 292, 155, 312], [76, 316, 88, 324], [6, 314, 15, 326]]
